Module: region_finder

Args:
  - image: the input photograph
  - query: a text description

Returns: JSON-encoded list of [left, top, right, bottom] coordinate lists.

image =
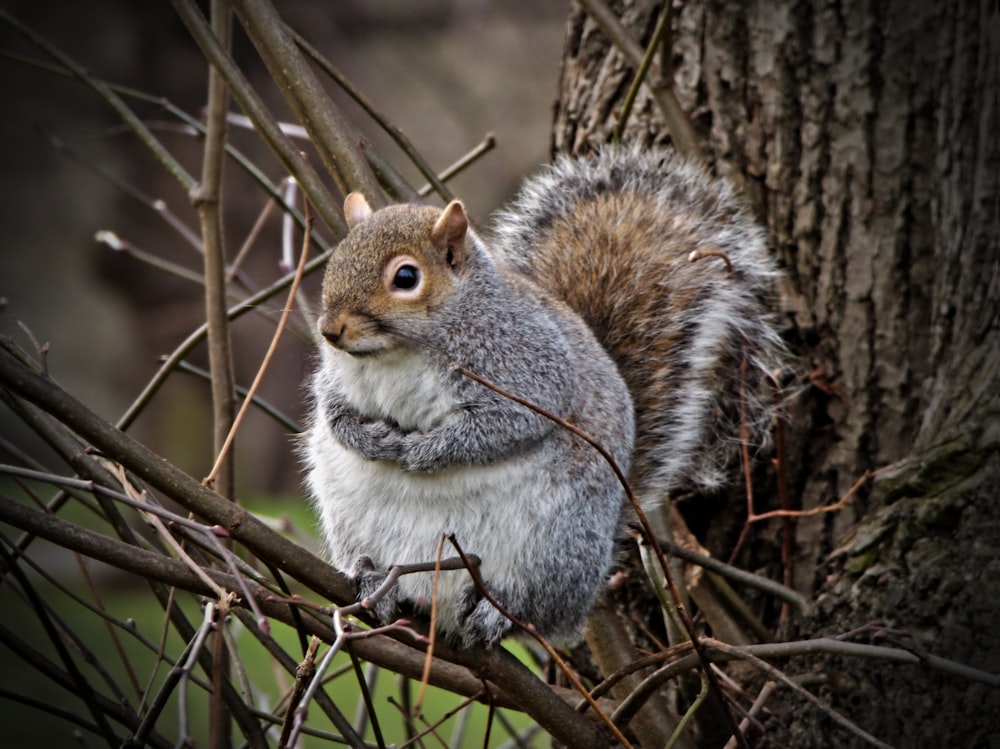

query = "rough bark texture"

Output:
[[555, 0, 998, 746]]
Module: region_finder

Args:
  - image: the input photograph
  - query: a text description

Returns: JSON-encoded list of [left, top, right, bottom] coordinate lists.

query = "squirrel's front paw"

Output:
[[358, 420, 405, 461], [326, 400, 404, 462], [351, 556, 399, 624], [337, 420, 404, 462], [397, 433, 446, 472]]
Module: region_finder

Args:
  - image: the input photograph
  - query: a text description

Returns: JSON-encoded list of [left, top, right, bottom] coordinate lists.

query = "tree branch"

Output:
[[171, 0, 346, 235], [231, 0, 385, 204], [575, 0, 703, 162], [287, 25, 453, 203], [197, 0, 237, 512]]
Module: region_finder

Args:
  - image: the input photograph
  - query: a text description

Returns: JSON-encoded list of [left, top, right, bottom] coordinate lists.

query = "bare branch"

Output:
[[171, 0, 347, 235], [197, 0, 237, 513], [205, 202, 312, 485], [575, 0, 703, 162], [231, 0, 384, 204], [287, 25, 453, 203]]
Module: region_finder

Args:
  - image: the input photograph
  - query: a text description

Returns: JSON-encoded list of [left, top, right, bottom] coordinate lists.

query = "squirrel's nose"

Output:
[[318, 314, 346, 347]]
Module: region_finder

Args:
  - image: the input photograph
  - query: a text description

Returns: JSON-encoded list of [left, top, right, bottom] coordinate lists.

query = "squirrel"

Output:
[[302, 146, 785, 648]]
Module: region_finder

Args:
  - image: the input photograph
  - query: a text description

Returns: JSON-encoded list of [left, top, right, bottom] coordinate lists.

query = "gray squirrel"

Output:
[[302, 147, 785, 648]]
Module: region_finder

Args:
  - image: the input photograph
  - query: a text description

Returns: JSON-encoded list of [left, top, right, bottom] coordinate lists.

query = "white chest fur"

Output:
[[305, 346, 560, 633], [325, 345, 457, 431]]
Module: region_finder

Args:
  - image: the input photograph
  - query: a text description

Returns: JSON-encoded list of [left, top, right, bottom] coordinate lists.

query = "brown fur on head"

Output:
[[318, 195, 470, 355]]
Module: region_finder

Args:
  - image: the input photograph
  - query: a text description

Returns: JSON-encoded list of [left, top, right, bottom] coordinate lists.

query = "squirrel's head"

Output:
[[318, 193, 471, 355]]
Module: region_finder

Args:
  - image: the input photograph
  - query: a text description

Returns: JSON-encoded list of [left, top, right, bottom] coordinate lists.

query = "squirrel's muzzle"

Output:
[[318, 311, 383, 355]]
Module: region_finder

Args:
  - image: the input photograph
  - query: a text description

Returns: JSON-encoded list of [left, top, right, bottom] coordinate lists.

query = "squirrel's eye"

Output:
[[384, 255, 423, 296], [392, 264, 420, 290]]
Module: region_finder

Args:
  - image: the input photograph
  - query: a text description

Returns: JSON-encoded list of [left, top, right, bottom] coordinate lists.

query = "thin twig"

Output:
[[74, 550, 143, 697], [139, 499, 228, 600], [417, 134, 497, 198], [208, 530, 270, 633], [277, 636, 319, 748], [350, 661, 379, 742], [347, 557, 473, 620], [347, 648, 387, 749], [723, 681, 777, 749], [286, 610, 350, 747], [280, 178, 299, 273], [228, 181, 282, 281], [219, 614, 254, 704], [641, 530, 808, 610], [204, 204, 312, 485], [748, 470, 871, 523], [414, 533, 447, 714], [398, 691, 485, 749], [613, 1, 672, 143], [663, 670, 709, 749], [773, 383, 795, 622], [176, 601, 220, 749], [731, 356, 755, 563], [96, 231, 205, 285]]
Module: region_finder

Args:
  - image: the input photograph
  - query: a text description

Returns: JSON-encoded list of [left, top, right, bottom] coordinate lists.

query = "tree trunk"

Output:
[[555, 0, 998, 745]]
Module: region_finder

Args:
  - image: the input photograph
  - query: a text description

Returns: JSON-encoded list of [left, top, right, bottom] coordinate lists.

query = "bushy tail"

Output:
[[489, 146, 787, 503]]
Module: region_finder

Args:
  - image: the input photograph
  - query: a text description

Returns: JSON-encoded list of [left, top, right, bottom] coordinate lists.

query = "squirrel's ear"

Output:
[[343, 193, 373, 228], [432, 200, 469, 270]]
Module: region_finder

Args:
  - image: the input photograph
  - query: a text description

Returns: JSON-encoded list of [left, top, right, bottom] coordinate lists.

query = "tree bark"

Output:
[[555, 0, 998, 745]]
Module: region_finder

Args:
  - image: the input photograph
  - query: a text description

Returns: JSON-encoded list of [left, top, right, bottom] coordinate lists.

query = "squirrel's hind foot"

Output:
[[457, 584, 513, 649], [351, 556, 400, 624]]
